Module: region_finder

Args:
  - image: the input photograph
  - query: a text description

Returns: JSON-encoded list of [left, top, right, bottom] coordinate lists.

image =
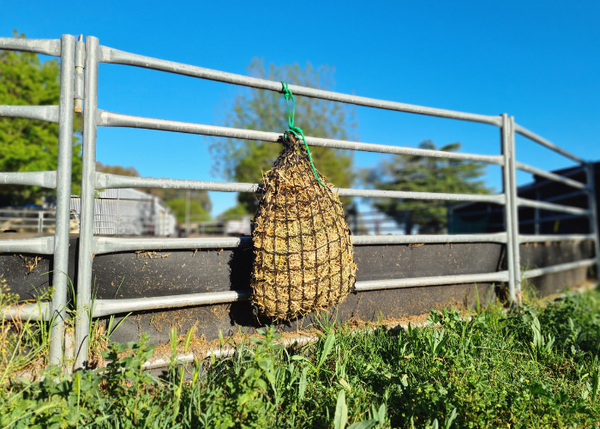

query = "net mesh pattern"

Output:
[[251, 134, 357, 320]]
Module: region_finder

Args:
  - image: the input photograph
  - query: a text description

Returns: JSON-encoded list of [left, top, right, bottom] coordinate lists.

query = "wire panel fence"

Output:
[[0, 35, 598, 371]]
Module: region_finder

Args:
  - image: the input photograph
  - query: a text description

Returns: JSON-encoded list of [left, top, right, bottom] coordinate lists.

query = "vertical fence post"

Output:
[[534, 190, 540, 235], [501, 114, 520, 304], [585, 163, 600, 281], [116, 189, 121, 235], [74, 36, 99, 370], [508, 116, 522, 303], [185, 190, 190, 237], [49, 34, 76, 367]]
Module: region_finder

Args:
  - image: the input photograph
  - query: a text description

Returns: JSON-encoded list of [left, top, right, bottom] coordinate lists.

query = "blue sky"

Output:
[[3, 1, 599, 216]]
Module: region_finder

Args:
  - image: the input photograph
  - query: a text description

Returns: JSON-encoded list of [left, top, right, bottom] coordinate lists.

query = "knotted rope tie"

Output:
[[281, 82, 327, 188]]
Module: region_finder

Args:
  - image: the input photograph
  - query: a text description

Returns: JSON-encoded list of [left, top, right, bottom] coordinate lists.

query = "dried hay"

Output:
[[251, 134, 357, 320]]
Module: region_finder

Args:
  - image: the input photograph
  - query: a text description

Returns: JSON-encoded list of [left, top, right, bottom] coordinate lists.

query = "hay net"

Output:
[[251, 133, 357, 320]]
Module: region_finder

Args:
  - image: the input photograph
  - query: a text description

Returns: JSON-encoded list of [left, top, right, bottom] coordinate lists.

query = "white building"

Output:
[[70, 188, 177, 236]]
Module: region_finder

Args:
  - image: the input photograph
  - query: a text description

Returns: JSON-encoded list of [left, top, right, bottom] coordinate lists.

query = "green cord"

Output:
[[281, 82, 327, 188]]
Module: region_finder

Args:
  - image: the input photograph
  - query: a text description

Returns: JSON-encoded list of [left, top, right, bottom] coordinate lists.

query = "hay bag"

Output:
[[251, 133, 357, 320]]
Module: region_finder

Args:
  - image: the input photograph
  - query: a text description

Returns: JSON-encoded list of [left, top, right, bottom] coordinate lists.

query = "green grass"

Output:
[[3, 288, 600, 428], [0, 276, 52, 381]]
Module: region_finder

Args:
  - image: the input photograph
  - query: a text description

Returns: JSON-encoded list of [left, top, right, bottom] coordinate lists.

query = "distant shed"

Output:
[[70, 188, 177, 236], [450, 161, 600, 236]]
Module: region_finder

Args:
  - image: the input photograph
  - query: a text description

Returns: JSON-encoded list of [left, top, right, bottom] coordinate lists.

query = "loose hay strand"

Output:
[[251, 134, 357, 320]]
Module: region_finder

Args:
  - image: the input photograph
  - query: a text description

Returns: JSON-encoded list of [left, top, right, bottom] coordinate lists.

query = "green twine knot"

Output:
[[281, 82, 326, 188]]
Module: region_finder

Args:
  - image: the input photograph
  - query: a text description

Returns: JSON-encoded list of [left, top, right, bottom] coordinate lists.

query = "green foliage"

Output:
[[0, 31, 82, 206], [210, 58, 357, 214], [0, 275, 51, 382], [165, 197, 211, 224], [4, 291, 600, 427], [220, 203, 251, 221], [367, 140, 490, 234], [155, 189, 211, 213], [96, 161, 140, 177]]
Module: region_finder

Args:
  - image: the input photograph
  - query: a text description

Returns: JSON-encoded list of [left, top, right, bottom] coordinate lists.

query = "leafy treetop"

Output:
[[0, 31, 82, 207], [366, 140, 491, 234], [210, 58, 357, 214]]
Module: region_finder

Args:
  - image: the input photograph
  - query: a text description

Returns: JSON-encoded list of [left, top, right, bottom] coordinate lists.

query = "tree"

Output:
[[367, 140, 491, 234], [96, 161, 140, 178], [164, 197, 211, 224], [210, 58, 357, 214], [152, 189, 211, 215], [0, 31, 82, 207], [220, 203, 250, 221]]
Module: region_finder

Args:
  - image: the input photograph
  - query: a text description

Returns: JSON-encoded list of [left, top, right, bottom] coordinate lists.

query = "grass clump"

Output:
[[2, 289, 600, 427], [0, 275, 50, 382]]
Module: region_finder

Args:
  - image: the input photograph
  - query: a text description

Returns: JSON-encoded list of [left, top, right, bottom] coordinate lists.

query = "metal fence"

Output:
[[2, 209, 58, 233], [1, 35, 599, 371], [0, 36, 76, 366]]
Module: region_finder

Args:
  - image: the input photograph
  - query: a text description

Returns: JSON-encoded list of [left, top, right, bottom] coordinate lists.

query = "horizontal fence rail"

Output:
[[0, 236, 55, 254], [543, 190, 588, 203], [0, 171, 57, 188], [515, 161, 588, 190], [514, 123, 584, 163], [0, 105, 60, 122], [519, 234, 596, 243], [96, 173, 260, 193], [90, 271, 510, 318], [98, 46, 503, 126], [93, 232, 509, 255], [3, 302, 51, 322], [337, 189, 505, 202], [96, 172, 505, 203], [97, 111, 504, 165], [454, 189, 589, 218], [0, 37, 61, 56], [518, 167, 587, 194], [355, 271, 510, 292], [488, 214, 586, 229], [517, 197, 590, 216], [0, 35, 77, 366], [523, 259, 596, 279]]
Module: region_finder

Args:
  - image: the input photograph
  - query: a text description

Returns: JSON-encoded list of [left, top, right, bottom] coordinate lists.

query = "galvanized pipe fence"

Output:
[[0, 35, 77, 366], [0, 35, 598, 371]]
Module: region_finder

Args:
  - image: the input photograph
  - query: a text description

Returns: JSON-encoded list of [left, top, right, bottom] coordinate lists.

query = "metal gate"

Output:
[[1, 35, 598, 371]]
